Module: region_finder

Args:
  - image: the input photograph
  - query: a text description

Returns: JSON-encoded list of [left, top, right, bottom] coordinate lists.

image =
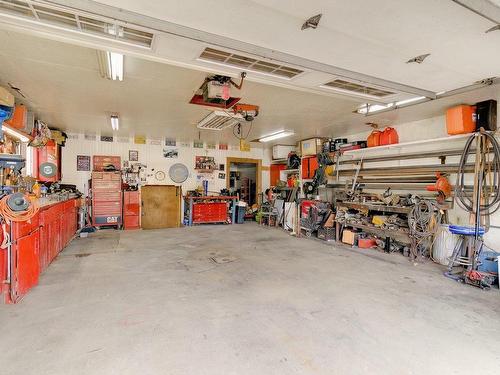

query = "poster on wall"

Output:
[[218, 173, 226, 179], [193, 140, 204, 148], [134, 135, 146, 144], [163, 148, 179, 158], [180, 141, 191, 148], [206, 142, 216, 150], [77, 155, 91, 171], [218, 143, 228, 150], [239, 139, 251, 152], [149, 138, 162, 145], [129, 150, 139, 161], [66, 133, 79, 140], [84, 133, 96, 141], [117, 136, 130, 143], [165, 138, 176, 146], [101, 135, 114, 142], [219, 164, 225, 171], [195, 156, 216, 171]]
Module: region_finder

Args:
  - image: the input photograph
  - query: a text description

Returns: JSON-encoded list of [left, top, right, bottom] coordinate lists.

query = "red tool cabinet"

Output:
[[192, 202, 228, 224], [91, 172, 122, 227], [1, 198, 79, 304], [123, 190, 140, 230]]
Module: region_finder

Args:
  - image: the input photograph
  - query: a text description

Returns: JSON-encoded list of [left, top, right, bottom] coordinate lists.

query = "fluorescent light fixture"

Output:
[[110, 115, 119, 131], [395, 96, 426, 106], [197, 111, 243, 130], [259, 130, 294, 143], [356, 103, 393, 114], [97, 50, 124, 81], [2, 124, 30, 142]]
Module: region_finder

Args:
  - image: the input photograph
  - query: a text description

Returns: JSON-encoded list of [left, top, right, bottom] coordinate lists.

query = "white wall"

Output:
[[61, 134, 270, 195], [332, 115, 500, 250]]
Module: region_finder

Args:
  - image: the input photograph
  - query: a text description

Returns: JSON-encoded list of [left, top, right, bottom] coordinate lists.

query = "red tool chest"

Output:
[[123, 190, 140, 230], [192, 202, 228, 224], [91, 172, 122, 227]]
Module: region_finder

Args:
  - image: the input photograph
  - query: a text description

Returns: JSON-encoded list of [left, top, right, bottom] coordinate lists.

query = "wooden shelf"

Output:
[[338, 221, 411, 243]]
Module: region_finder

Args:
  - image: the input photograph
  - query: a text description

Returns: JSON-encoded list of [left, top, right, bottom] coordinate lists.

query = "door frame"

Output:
[[226, 157, 262, 203]]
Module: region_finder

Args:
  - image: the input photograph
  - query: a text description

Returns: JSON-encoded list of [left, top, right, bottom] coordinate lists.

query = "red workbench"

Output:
[[0, 198, 79, 304]]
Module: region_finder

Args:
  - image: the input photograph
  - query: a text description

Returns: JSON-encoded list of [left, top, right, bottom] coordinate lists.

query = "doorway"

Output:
[[226, 157, 262, 206]]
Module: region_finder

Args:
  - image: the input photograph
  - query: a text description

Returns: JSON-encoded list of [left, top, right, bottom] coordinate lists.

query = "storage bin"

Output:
[[300, 138, 324, 156], [5, 104, 27, 129], [446, 105, 476, 135], [272, 144, 296, 160]]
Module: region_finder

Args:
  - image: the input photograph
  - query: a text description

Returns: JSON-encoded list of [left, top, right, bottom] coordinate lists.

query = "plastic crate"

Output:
[[317, 227, 335, 241]]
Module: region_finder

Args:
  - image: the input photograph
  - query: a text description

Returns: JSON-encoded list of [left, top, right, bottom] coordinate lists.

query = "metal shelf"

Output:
[[339, 201, 412, 214]]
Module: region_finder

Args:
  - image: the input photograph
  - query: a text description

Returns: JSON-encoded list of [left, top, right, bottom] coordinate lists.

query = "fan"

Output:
[[169, 163, 189, 183]]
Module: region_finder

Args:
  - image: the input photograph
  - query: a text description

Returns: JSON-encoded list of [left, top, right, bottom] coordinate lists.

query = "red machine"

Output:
[[91, 172, 122, 227], [32, 140, 61, 182], [123, 190, 140, 230]]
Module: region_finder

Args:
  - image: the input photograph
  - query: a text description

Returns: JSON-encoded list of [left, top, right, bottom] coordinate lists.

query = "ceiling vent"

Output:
[[0, 0, 154, 48], [197, 111, 243, 131], [198, 47, 304, 79], [321, 79, 396, 99]]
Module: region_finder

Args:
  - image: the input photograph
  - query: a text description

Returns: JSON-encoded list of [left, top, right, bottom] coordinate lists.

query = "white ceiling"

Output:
[[81, 0, 500, 92], [0, 29, 364, 143], [0, 1, 499, 145]]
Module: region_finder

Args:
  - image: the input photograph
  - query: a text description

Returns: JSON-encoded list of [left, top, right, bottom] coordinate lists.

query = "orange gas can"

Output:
[[367, 130, 381, 147], [380, 127, 399, 145], [446, 105, 476, 135]]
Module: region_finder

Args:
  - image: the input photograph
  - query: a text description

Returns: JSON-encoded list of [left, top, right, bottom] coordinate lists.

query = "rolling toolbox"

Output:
[[91, 172, 122, 227]]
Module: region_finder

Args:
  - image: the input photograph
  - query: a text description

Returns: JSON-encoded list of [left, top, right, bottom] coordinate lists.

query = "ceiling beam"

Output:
[[43, 0, 437, 99]]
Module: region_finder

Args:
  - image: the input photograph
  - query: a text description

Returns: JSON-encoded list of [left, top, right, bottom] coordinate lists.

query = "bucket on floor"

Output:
[[433, 224, 458, 265]]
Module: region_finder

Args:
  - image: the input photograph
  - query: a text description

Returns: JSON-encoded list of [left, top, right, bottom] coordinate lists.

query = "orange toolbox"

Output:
[[446, 105, 476, 135]]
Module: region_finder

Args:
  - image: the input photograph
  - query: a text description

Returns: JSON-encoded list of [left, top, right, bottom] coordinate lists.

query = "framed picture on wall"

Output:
[[77, 155, 91, 171], [129, 150, 139, 161]]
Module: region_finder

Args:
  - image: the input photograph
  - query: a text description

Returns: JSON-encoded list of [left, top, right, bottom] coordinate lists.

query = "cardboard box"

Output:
[[272, 144, 296, 160], [300, 138, 325, 156], [342, 229, 356, 245]]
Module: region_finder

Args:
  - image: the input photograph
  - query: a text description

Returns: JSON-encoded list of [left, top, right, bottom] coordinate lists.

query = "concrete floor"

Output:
[[1, 223, 499, 375]]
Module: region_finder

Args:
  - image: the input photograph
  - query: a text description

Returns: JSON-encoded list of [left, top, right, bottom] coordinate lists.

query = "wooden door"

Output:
[[141, 185, 181, 229]]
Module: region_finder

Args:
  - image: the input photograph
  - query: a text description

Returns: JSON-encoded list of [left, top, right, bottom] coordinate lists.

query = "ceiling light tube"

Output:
[[2, 124, 30, 142], [110, 115, 119, 130], [107, 52, 124, 81], [259, 130, 294, 142]]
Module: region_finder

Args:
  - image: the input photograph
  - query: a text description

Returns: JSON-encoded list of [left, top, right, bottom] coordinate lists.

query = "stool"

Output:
[[445, 225, 485, 280]]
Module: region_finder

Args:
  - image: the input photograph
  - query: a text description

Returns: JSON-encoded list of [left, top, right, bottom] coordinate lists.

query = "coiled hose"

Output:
[[0, 194, 39, 223], [455, 131, 500, 217], [408, 199, 441, 258]]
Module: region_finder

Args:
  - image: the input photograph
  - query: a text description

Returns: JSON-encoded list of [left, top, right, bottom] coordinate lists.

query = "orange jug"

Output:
[[367, 130, 381, 147], [380, 127, 399, 145]]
